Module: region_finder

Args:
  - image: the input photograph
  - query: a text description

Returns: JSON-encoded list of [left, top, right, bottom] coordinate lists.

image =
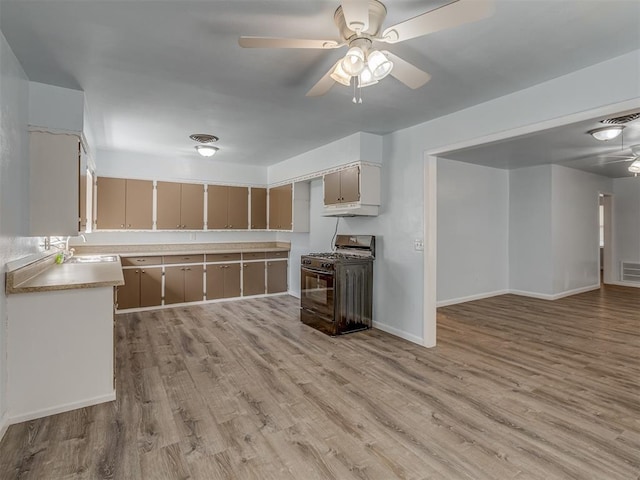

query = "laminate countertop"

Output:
[[6, 256, 124, 294]]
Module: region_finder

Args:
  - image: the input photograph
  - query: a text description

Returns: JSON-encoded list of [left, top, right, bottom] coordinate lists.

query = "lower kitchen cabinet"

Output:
[[165, 265, 204, 304], [117, 267, 162, 309], [267, 260, 288, 293], [206, 263, 241, 300], [243, 262, 265, 296]]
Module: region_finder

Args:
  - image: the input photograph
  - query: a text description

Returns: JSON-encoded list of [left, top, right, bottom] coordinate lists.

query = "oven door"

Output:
[[300, 266, 334, 320]]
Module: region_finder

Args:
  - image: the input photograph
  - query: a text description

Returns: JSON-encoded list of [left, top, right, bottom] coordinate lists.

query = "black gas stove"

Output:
[[300, 235, 375, 336]]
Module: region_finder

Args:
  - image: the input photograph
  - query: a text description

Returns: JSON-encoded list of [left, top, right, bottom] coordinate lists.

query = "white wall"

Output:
[[551, 165, 612, 294], [0, 31, 42, 436], [509, 165, 554, 295], [613, 176, 640, 282], [437, 159, 509, 305]]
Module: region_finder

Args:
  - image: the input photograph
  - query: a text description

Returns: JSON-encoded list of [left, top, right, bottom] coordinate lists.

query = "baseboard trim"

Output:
[[9, 391, 116, 425], [606, 280, 640, 289], [437, 290, 509, 308], [0, 411, 9, 443], [287, 290, 300, 299], [373, 321, 424, 346], [510, 284, 601, 301]]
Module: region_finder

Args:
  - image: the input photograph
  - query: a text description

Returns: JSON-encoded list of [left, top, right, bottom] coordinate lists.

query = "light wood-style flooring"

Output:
[[1, 286, 639, 479]]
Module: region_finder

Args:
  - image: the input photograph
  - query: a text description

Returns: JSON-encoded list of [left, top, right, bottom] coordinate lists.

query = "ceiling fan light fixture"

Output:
[[367, 50, 393, 80], [342, 46, 366, 76], [195, 145, 219, 157], [330, 61, 352, 86], [358, 65, 378, 88], [588, 125, 625, 141], [629, 159, 640, 174]]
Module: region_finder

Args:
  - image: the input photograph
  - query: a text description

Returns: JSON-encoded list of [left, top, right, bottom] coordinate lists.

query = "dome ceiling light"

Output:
[[587, 125, 625, 141], [190, 133, 220, 157]]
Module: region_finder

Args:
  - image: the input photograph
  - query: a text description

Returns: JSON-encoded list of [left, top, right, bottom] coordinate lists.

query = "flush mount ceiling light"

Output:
[[588, 125, 625, 141], [194, 145, 219, 157]]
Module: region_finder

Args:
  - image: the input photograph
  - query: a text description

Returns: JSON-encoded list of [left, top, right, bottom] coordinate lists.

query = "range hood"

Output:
[[322, 202, 379, 217]]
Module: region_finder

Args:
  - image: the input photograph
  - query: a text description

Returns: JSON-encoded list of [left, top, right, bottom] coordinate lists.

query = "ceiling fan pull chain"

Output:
[[352, 79, 357, 104]]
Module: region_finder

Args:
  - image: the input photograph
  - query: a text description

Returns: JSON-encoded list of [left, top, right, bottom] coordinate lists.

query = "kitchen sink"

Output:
[[65, 255, 119, 264]]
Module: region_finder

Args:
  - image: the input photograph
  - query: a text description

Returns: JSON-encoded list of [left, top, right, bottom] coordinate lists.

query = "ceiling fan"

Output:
[[238, 0, 494, 98]]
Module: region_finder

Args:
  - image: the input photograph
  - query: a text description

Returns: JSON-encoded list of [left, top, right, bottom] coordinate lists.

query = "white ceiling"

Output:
[[2, 0, 640, 169]]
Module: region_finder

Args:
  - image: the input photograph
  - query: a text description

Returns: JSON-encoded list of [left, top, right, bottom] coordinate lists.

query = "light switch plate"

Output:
[[414, 239, 424, 251]]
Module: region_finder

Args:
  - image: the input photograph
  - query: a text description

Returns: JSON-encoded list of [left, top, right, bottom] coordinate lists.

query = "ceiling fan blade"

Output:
[[383, 51, 431, 89], [239, 37, 342, 49], [381, 0, 494, 44], [306, 61, 341, 97], [341, 0, 370, 33]]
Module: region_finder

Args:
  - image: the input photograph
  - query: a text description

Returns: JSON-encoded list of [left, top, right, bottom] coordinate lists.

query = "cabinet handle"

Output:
[[141, 270, 145, 273], [186, 268, 191, 271], [127, 224, 131, 228], [182, 225, 186, 228], [229, 225, 233, 228], [121, 224, 125, 228], [136, 259, 145, 262], [176, 224, 180, 228]]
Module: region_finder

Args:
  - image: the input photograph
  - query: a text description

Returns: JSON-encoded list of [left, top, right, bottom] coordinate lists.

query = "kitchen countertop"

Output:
[[6, 254, 124, 294], [72, 241, 291, 257]]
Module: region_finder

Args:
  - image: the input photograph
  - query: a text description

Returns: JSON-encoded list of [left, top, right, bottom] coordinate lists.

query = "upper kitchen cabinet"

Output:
[[268, 182, 310, 232], [96, 177, 153, 230], [250, 187, 267, 230], [157, 182, 204, 230], [29, 131, 82, 236], [323, 163, 380, 217], [207, 185, 249, 230]]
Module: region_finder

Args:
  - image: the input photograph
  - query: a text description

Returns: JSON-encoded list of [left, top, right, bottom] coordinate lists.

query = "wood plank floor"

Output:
[[1, 286, 639, 479]]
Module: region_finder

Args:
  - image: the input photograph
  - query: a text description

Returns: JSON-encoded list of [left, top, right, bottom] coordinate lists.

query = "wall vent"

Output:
[[621, 262, 640, 283], [601, 112, 640, 125]]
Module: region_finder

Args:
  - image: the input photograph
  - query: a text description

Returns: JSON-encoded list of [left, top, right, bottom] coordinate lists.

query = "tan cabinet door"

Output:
[[125, 179, 153, 229], [164, 266, 184, 305], [206, 264, 225, 300], [227, 186, 248, 229], [267, 261, 288, 293], [207, 185, 229, 229], [225, 263, 241, 298], [117, 269, 140, 309], [157, 181, 182, 229], [96, 177, 126, 229], [184, 265, 204, 303], [268, 186, 280, 229], [323, 171, 342, 206], [250, 187, 267, 229], [268, 184, 292, 230], [243, 262, 265, 296], [340, 166, 360, 203], [180, 183, 204, 229], [140, 268, 163, 307]]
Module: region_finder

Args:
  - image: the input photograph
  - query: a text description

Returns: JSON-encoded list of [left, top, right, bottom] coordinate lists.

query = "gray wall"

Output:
[[613, 177, 640, 279], [437, 159, 509, 304], [0, 31, 41, 431], [551, 165, 612, 293], [509, 165, 554, 295]]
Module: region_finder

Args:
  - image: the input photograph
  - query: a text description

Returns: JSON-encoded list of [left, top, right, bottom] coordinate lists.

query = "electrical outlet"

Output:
[[414, 239, 424, 251]]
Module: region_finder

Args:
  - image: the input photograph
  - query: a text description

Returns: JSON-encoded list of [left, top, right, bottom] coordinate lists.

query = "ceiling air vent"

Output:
[[189, 133, 219, 143], [601, 112, 640, 125]]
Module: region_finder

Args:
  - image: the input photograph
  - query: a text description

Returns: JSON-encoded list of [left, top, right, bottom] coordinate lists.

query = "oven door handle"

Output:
[[301, 266, 332, 276]]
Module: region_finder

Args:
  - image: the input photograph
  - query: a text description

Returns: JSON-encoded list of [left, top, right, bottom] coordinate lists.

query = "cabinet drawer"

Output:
[[265, 251, 288, 259], [121, 256, 163, 266], [206, 253, 241, 262], [243, 252, 266, 260], [163, 254, 204, 264]]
